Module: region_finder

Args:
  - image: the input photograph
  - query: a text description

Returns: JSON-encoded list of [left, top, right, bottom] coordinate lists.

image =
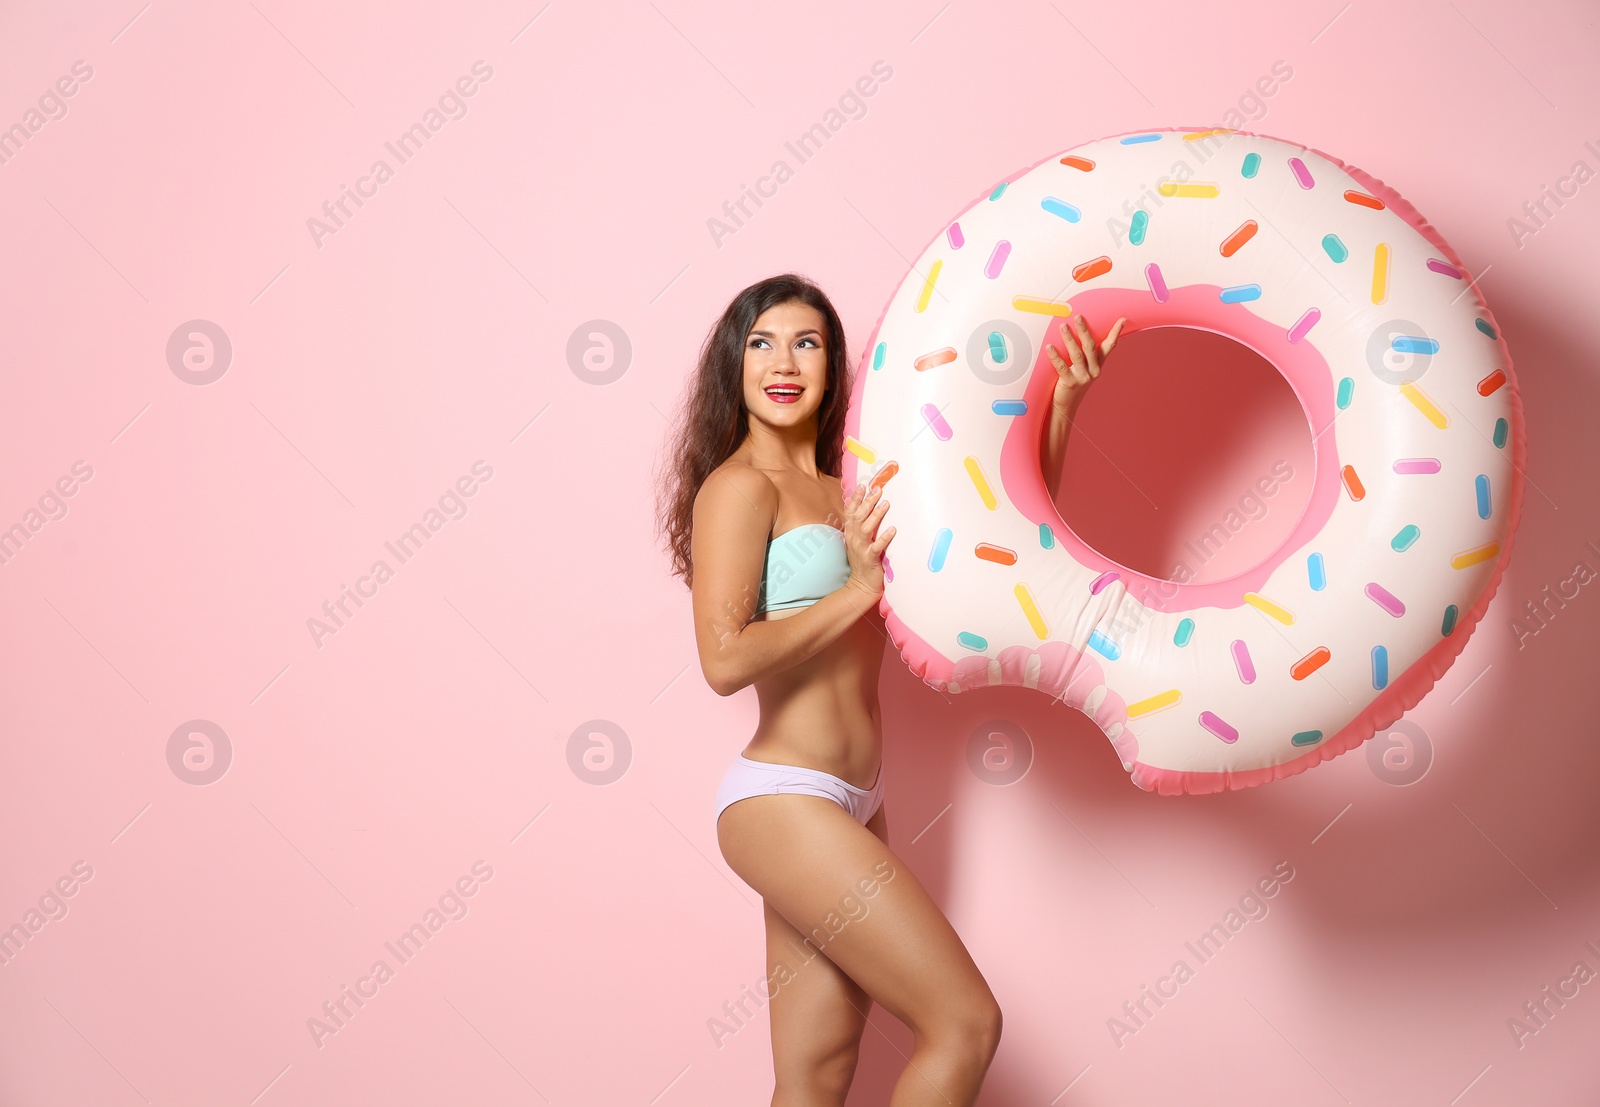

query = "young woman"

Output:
[[656, 272, 1122, 1106]]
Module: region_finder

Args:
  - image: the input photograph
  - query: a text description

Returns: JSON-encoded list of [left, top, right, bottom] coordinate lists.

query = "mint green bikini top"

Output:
[[758, 523, 852, 613]]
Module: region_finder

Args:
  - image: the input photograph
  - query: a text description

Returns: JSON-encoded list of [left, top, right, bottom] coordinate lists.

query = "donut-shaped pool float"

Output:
[[844, 126, 1525, 795]]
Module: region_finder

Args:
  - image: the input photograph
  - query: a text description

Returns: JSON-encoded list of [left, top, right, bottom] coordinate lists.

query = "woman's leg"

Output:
[[751, 787, 893, 1105], [761, 898, 872, 1105], [718, 795, 1002, 1107]]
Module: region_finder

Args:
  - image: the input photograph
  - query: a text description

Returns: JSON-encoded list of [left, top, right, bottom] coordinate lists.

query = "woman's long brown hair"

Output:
[[654, 273, 852, 589]]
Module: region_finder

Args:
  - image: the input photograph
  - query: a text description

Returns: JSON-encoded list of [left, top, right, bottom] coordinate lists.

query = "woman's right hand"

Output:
[[842, 480, 895, 601]]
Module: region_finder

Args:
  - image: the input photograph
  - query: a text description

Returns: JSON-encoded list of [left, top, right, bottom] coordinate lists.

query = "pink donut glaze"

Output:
[[996, 282, 1344, 615], [842, 125, 1527, 795]]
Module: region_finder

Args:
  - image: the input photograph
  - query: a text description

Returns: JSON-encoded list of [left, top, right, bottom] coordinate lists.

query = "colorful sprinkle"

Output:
[[1088, 629, 1121, 660], [1477, 369, 1506, 396], [1059, 155, 1095, 171], [1121, 133, 1162, 144], [1129, 209, 1149, 244], [1341, 464, 1366, 500], [929, 527, 953, 571], [872, 341, 886, 370], [1475, 474, 1491, 519], [1426, 258, 1462, 278], [987, 330, 1009, 364], [1128, 689, 1181, 716], [1089, 570, 1120, 595], [947, 223, 964, 249], [914, 347, 957, 372], [988, 181, 1008, 200], [1073, 256, 1113, 282], [1200, 711, 1238, 743], [1493, 418, 1508, 448], [1290, 647, 1331, 681], [1391, 524, 1420, 552], [1288, 307, 1321, 344], [1041, 197, 1082, 222], [1012, 295, 1074, 316], [1220, 283, 1261, 303], [1039, 523, 1055, 549], [1231, 639, 1256, 683], [1291, 730, 1324, 747], [985, 240, 1012, 279], [1015, 582, 1049, 639], [1145, 263, 1169, 303], [964, 455, 998, 509], [1365, 582, 1405, 617], [1344, 189, 1385, 210], [976, 542, 1017, 565], [1288, 157, 1314, 189], [1371, 243, 1391, 304], [1450, 542, 1499, 569], [868, 461, 899, 493], [1442, 604, 1459, 636], [1174, 618, 1194, 647], [916, 259, 942, 312], [1241, 152, 1261, 178], [1399, 381, 1449, 428], [844, 436, 876, 464], [1158, 180, 1219, 198], [1243, 591, 1295, 625], [957, 630, 988, 651], [1475, 318, 1498, 339], [1392, 458, 1440, 475], [920, 403, 953, 440], [1322, 234, 1349, 263], [991, 399, 1028, 416], [1184, 129, 1233, 140], [1220, 220, 1259, 256], [1336, 377, 1354, 409], [1393, 335, 1440, 355], [1371, 644, 1388, 689], [1307, 552, 1326, 590]]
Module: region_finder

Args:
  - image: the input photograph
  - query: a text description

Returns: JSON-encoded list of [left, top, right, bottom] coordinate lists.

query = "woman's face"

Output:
[[741, 300, 829, 427]]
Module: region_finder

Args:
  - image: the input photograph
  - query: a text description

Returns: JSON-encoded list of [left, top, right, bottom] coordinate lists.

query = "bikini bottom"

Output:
[[714, 753, 884, 829]]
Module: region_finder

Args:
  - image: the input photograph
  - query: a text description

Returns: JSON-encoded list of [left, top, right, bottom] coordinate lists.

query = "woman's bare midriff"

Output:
[[743, 602, 887, 792]]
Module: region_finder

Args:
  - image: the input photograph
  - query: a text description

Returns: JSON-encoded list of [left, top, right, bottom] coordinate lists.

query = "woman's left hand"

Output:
[[1045, 314, 1126, 414]]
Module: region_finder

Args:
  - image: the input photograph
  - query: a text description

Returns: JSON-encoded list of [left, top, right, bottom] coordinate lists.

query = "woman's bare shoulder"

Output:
[[693, 458, 779, 530]]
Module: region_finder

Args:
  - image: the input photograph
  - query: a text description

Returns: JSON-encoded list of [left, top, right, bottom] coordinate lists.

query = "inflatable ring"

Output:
[[844, 127, 1525, 795]]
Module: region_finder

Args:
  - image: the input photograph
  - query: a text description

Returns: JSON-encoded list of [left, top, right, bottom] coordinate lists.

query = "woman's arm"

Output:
[[1041, 399, 1077, 503], [702, 580, 880, 697], [1041, 314, 1126, 503], [689, 466, 886, 697]]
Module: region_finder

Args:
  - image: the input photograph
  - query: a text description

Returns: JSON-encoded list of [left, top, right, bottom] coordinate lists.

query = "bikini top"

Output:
[[757, 523, 852, 613]]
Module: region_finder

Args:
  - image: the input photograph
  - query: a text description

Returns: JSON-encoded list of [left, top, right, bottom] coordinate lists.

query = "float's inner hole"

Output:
[[1045, 325, 1315, 586]]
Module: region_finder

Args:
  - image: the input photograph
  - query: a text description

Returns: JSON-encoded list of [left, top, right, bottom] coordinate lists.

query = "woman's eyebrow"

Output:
[[748, 328, 822, 338]]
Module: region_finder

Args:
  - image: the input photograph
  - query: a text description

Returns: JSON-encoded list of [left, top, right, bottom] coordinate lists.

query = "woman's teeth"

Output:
[[765, 387, 802, 404]]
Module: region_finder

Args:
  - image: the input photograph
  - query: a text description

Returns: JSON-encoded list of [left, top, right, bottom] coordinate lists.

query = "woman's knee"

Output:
[[918, 993, 1003, 1061]]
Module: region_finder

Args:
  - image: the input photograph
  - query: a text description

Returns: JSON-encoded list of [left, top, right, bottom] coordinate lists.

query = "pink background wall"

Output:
[[2, 0, 1597, 1103]]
